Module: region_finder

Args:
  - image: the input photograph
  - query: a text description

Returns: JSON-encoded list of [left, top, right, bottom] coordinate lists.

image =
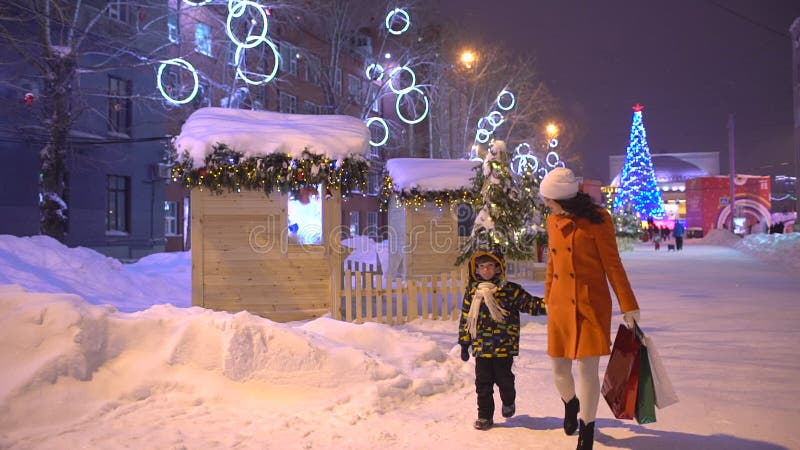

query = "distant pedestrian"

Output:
[[673, 222, 685, 251]]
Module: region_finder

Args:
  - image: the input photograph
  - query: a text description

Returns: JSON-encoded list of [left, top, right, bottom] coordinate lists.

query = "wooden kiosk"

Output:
[[383, 158, 480, 278], [173, 108, 369, 322]]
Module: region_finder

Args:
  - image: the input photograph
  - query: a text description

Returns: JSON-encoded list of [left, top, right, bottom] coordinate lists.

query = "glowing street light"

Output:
[[546, 122, 559, 137], [460, 50, 476, 69]]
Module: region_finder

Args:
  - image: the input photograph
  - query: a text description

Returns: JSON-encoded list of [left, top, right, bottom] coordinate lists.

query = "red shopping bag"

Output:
[[602, 324, 642, 419]]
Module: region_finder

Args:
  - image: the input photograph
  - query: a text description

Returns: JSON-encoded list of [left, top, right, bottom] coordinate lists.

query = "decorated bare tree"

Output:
[[0, 0, 173, 241]]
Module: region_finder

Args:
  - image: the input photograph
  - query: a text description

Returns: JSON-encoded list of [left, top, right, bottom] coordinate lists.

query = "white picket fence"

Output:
[[335, 267, 467, 324], [333, 258, 547, 325]]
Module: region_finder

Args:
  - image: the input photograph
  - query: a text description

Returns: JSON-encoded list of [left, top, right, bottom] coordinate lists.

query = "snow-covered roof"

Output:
[[174, 107, 370, 167], [385, 158, 480, 192]]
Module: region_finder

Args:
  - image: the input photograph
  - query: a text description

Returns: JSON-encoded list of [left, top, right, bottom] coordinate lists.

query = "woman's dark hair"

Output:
[[554, 192, 604, 224]]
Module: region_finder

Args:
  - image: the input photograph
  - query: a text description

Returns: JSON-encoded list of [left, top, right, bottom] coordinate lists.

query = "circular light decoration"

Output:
[[475, 128, 492, 143], [486, 110, 505, 128], [388, 66, 416, 95], [385, 8, 411, 35], [395, 86, 429, 125], [365, 63, 385, 81], [183, 0, 212, 5], [157, 58, 199, 105], [511, 153, 538, 176], [227, 0, 248, 16], [226, 0, 268, 49], [496, 89, 516, 111], [537, 167, 549, 179], [476, 117, 494, 133], [366, 117, 389, 146], [546, 151, 565, 168], [549, 138, 559, 148], [235, 37, 280, 85]]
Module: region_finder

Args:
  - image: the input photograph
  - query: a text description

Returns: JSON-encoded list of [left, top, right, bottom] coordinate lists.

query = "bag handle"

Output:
[[633, 320, 646, 344]]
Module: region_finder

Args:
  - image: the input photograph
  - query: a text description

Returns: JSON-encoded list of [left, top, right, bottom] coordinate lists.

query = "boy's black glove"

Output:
[[460, 344, 470, 362]]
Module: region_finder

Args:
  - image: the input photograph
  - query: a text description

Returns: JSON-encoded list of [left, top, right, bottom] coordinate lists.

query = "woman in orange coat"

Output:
[[539, 167, 641, 450]]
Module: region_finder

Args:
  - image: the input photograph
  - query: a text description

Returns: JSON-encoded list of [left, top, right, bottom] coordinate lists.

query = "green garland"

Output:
[[378, 166, 483, 211], [172, 144, 369, 198]]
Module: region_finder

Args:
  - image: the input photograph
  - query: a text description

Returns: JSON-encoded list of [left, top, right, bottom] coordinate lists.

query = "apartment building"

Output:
[[0, 1, 172, 259]]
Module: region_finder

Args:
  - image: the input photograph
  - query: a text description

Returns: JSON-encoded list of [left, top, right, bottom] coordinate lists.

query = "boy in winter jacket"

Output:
[[458, 250, 546, 430]]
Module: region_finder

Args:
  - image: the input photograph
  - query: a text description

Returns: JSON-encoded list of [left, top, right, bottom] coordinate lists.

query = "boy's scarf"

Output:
[[467, 282, 508, 339]]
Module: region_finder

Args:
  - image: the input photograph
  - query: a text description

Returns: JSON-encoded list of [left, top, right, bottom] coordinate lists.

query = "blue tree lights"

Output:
[[612, 104, 666, 219]]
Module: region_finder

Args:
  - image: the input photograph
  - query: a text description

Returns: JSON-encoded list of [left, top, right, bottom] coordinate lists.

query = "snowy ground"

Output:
[[0, 232, 798, 449]]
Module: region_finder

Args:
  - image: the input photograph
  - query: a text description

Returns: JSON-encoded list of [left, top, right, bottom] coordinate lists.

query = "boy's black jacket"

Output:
[[458, 250, 546, 358]]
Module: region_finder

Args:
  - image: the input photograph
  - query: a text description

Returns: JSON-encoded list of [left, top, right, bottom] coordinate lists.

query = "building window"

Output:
[[347, 74, 361, 103], [194, 81, 211, 108], [349, 210, 360, 237], [106, 0, 129, 23], [288, 185, 322, 245], [279, 92, 296, 113], [106, 175, 130, 233], [305, 54, 321, 85], [367, 171, 380, 194], [165, 201, 178, 236], [195, 22, 213, 57], [366, 211, 379, 237], [167, 9, 179, 43], [369, 89, 380, 113], [334, 68, 342, 95], [108, 76, 132, 135], [278, 41, 298, 76]]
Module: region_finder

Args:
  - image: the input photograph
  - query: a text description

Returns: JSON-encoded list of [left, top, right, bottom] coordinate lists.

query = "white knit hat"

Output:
[[540, 167, 579, 200]]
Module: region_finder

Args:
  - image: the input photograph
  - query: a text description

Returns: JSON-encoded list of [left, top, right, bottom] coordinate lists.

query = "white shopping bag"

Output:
[[643, 334, 679, 409]]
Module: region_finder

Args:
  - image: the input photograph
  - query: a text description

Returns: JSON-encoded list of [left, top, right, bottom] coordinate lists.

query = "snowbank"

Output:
[[0, 235, 189, 312]]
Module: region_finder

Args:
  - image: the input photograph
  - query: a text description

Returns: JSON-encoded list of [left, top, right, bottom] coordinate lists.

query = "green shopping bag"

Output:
[[635, 344, 657, 424]]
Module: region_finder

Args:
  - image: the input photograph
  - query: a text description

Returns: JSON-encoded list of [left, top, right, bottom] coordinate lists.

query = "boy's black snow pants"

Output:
[[475, 356, 515, 420]]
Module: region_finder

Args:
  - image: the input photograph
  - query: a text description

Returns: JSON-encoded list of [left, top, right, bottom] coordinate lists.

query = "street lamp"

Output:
[[546, 122, 559, 137], [460, 50, 476, 69]]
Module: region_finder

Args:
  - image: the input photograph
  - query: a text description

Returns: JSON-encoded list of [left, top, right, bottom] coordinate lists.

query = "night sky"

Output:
[[436, 0, 800, 183]]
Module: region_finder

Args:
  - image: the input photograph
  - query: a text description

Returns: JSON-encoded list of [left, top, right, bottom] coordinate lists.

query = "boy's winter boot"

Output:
[[501, 403, 515, 418], [576, 419, 594, 450], [563, 396, 580, 435], [473, 418, 493, 430]]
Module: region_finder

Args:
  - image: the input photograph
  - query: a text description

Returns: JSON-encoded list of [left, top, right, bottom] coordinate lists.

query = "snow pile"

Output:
[[341, 235, 389, 273], [174, 107, 370, 167], [0, 235, 189, 312], [0, 285, 468, 447], [699, 228, 741, 246], [733, 233, 800, 272]]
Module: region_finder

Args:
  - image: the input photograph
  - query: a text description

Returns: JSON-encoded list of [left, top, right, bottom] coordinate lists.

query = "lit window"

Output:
[[288, 185, 322, 245], [195, 22, 213, 57], [164, 201, 178, 235], [167, 9, 179, 43], [349, 210, 360, 236]]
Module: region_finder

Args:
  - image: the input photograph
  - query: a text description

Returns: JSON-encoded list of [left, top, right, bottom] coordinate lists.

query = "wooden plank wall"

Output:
[[405, 205, 461, 278], [192, 189, 343, 322]]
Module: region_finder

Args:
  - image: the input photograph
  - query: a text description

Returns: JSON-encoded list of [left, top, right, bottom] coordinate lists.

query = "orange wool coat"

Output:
[[545, 208, 639, 359]]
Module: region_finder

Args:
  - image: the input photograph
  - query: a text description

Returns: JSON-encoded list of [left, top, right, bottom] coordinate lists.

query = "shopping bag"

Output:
[[602, 324, 641, 419], [644, 334, 679, 408], [635, 345, 657, 424]]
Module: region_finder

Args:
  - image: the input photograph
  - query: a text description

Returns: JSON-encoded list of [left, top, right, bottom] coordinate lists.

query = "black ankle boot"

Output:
[[576, 419, 594, 450], [563, 396, 580, 435]]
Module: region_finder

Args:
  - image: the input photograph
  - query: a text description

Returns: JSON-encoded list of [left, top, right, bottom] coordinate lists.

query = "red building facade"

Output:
[[685, 175, 771, 235]]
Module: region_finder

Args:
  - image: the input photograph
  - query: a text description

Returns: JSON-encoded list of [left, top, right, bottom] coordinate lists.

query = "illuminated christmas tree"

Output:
[[612, 104, 666, 219], [456, 141, 537, 265]]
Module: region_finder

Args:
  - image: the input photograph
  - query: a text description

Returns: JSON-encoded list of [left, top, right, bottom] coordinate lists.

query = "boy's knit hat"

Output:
[[540, 167, 579, 200]]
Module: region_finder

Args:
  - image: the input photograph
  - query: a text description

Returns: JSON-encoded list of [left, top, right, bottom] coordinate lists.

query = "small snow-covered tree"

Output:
[[456, 141, 536, 265]]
